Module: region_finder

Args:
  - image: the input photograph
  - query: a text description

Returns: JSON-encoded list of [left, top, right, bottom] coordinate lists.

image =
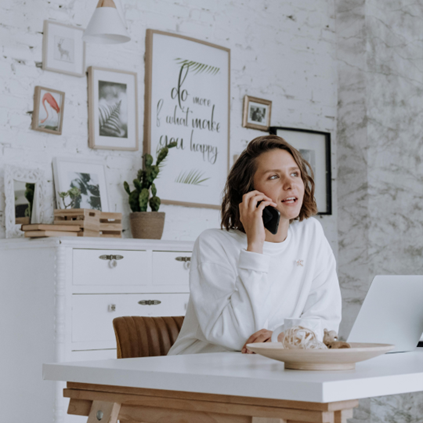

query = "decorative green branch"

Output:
[[175, 58, 220, 75], [59, 187, 81, 209], [175, 169, 210, 185]]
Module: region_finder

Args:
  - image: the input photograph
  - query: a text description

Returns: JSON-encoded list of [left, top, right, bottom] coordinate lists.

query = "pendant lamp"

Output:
[[83, 0, 130, 44]]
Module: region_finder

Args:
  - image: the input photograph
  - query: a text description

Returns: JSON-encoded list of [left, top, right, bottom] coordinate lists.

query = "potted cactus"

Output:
[[123, 142, 177, 239]]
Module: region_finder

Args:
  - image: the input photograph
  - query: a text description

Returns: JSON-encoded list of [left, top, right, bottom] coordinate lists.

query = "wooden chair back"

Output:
[[113, 316, 184, 358]]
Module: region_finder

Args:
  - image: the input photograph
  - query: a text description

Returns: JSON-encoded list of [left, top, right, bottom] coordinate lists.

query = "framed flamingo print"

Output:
[[32, 86, 65, 135], [87, 66, 139, 151]]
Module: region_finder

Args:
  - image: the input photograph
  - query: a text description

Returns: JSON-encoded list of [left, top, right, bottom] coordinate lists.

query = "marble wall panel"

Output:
[[336, 0, 370, 338], [337, 0, 423, 422]]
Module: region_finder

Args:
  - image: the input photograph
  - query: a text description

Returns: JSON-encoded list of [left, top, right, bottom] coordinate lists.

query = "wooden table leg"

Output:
[[87, 400, 121, 423], [335, 409, 354, 423]]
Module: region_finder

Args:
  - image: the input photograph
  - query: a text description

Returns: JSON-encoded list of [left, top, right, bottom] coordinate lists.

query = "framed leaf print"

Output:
[[144, 29, 230, 209], [52, 157, 109, 212], [87, 66, 138, 151]]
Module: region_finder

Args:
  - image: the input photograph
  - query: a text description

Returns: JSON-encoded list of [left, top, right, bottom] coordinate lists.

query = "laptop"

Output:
[[347, 275, 423, 353]]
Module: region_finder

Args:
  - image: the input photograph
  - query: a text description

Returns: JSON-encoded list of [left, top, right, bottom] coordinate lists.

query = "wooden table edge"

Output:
[[64, 382, 358, 423]]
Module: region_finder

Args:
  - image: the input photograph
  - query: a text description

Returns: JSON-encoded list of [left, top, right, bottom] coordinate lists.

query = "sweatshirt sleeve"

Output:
[[189, 232, 274, 351], [300, 225, 342, 333]]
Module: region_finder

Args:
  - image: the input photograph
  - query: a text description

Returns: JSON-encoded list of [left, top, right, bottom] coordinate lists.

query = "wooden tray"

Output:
[[245, 342, 395, 370], [54, 209, 101, 237], [99, 212, 122, 238], [24, 230, 78, 238], [21, 224, 81, 232]]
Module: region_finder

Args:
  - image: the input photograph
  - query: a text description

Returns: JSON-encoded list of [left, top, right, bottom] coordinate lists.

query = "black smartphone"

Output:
[[262, 205, 280, 235]]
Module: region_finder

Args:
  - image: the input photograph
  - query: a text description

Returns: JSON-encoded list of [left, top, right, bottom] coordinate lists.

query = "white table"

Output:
[[43, 350, 423, 423]]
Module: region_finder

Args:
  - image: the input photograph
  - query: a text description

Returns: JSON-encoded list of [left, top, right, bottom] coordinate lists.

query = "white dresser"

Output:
[[0, 237, 193, 423]]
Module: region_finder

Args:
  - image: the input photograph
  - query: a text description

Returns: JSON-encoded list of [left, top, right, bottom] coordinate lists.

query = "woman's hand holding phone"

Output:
[[239, 191, 277, 254]]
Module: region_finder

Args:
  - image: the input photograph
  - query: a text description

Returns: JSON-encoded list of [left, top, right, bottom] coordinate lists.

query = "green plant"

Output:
[[59, 187, 81, 209], [24, 183, 35, 219], [124, 142, 177, 212]]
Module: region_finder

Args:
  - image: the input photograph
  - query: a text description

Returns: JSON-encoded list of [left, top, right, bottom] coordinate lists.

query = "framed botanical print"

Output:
[[32, 86, 65, 135], [242, 95, 272, 131], [42, 20, 85, 77], [144, 29, 230, 209], [269, 126, 332, 215], [52, 157, 109, 212], [87, 66, 138, 151]]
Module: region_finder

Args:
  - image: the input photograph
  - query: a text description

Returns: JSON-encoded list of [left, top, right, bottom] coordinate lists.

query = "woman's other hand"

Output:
[[239, 190, 277, 254], [241, 329, 272, 354]]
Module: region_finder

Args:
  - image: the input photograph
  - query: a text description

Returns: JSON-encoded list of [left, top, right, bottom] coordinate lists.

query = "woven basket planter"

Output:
[[129, 212, 165, 239]]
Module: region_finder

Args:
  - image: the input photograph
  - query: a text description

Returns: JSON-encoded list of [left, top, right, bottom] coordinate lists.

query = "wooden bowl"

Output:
[[245, 342, 395, 370]]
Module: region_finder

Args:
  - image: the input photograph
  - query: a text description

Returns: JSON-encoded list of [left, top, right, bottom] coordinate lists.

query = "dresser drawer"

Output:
[[71, 293, 189, 344], [72, 249, 151, 286], [152, 251, 191, 286]]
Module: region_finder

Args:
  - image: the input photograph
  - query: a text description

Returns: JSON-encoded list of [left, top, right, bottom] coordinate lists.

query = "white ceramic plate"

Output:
[[246, 342, 395, 370]]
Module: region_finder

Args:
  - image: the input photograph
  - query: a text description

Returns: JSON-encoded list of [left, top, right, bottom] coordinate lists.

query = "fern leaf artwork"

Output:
[[99, 100, 127, 138], [175, 58, 220, 75], [175, 169, 210, 186]]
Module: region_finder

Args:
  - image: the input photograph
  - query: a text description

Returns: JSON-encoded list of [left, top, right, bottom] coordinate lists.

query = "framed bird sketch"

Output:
[[42, 20, 85, 77], [87, 66, 138, 151], [31, 86, 65, 135], [144, 29, 230, 209]]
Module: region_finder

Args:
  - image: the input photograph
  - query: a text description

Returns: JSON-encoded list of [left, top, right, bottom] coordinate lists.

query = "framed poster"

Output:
[[42, 20, 85, 77], [52, 157, 109, 211], [269, 126, 332, 215], [32, 86, 65, 135], [242, 95, 272, 131], [145, 29, 230, 209], [88, 66, 138, 151]]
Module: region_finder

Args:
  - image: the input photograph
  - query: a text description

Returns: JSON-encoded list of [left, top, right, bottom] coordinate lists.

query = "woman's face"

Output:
[[253, 149, 305, 222]]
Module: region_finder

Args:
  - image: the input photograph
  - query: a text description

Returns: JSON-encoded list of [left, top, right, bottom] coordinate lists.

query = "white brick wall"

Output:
[[0, 0, 338, 250]]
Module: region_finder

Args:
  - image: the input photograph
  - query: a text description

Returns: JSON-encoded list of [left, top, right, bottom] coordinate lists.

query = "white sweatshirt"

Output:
[[168, 217, 342, 355]]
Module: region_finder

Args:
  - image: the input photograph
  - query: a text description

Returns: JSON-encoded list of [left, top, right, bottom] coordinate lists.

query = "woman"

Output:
[[168, 135, 341, 355]]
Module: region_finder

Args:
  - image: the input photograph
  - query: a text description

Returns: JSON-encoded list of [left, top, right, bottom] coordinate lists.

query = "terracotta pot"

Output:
[[129, 212, 165, 239]]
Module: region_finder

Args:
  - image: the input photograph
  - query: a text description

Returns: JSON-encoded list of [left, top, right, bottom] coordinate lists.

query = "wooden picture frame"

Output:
[[269, 126, 332, 215], [42, 20, 85, 77], [242, 95, 272, 131], [87, 66, 138, 151], [32, 86, 65, 135], [144, 29, 230, 209]]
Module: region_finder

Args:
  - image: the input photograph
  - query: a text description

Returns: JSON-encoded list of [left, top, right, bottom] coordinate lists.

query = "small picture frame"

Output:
[[32, 86, 65, 135], [269, 126, 332, 215], [88, 66, 138, 151], [242, 95, 272, 131], [52, 157, 109, 212], [42, 20, 85, 77]]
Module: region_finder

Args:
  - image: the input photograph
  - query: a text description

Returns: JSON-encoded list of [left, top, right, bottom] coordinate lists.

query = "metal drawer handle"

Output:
[[138, 300, 161, 306], [175, 256, 190, 262], [99, 254, 124, 261], [99, 254, 124, 268], [175, 256, 191, 270], [108, 304, 116, 312]]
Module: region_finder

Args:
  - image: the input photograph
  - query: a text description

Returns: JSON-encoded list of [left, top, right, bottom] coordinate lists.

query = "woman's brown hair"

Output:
[[221, 135, 317, 231]]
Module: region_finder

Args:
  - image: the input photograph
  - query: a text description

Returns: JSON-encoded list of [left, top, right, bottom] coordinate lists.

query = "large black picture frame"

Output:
[[269, 126, 332, 215]]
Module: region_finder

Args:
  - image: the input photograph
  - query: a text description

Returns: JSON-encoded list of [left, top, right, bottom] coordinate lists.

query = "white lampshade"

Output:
[[83, 0, 130, 44]]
